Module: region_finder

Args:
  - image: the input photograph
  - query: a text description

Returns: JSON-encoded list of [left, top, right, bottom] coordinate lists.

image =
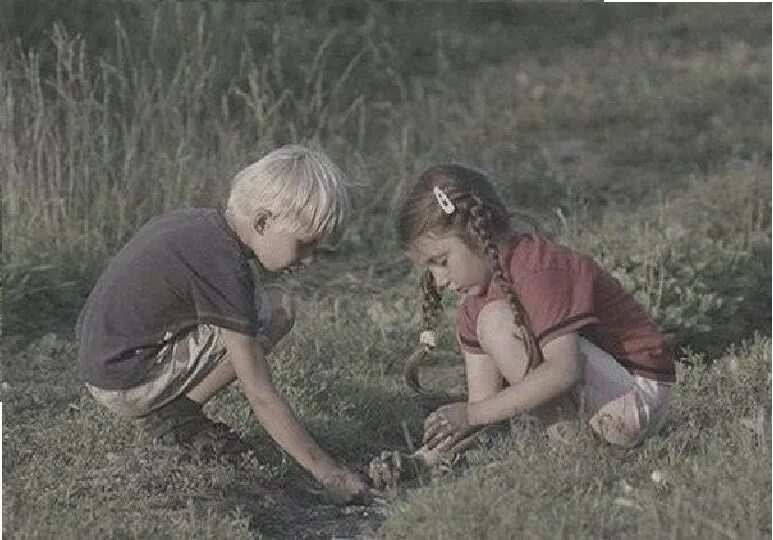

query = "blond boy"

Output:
[[77, 145, 367, 504]]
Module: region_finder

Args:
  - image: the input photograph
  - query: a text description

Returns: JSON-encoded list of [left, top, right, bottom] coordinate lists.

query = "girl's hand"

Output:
[[423, 402, 471, 450]]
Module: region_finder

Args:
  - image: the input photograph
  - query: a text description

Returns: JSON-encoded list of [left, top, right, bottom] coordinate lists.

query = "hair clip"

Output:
[[433, 186, 455, 215]]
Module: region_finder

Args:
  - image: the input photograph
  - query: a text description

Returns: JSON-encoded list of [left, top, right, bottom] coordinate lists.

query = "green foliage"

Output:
[[3, 3, 770, 341], [564, 164, 771, 351]]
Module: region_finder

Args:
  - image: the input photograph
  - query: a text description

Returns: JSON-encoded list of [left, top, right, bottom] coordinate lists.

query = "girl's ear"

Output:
[[253, 210, 272, 235]]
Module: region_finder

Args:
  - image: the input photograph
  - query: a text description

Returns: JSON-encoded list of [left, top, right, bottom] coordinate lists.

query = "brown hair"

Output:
[[397, 164, 542, 392]]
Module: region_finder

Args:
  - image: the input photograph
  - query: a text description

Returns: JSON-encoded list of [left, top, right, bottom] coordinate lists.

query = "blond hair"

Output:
[[226, 145, 350, 244], [397, 164, 542, 392]]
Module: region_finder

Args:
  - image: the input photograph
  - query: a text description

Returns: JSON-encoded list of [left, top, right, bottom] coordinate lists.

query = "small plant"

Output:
[[565, 164, 771, 354]]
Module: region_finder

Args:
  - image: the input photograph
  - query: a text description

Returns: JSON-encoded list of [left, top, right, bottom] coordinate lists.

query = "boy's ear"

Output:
[[253, 211, 272, 235]]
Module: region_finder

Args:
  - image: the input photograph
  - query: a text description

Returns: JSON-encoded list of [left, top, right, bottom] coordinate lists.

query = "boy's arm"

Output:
[[219, 328, 345, 482], [467, 300, 583, 427]]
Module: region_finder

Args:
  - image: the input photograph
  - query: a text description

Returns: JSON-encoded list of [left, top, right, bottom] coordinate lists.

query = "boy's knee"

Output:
[[86, 383, 152, 419]]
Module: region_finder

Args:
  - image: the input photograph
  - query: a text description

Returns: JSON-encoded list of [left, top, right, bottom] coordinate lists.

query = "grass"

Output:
[[381, 337, 771, 540], [2, 4, 771, 538], [3, 276, 771, 538]]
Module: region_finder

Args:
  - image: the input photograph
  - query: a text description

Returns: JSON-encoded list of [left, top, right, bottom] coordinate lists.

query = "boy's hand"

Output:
[[423, 402, 471, 450], [319, 467, 370, 505]]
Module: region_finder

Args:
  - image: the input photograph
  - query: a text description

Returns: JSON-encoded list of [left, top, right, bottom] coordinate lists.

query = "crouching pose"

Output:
[[395, 164, 676, 459], [77, 145, 367, 504]]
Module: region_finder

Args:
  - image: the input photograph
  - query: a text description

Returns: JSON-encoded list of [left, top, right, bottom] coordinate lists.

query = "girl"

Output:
[[397, 164, 676, 451]]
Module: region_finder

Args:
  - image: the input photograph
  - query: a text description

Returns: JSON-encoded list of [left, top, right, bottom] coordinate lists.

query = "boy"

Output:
[[77, 145, 367, 504]]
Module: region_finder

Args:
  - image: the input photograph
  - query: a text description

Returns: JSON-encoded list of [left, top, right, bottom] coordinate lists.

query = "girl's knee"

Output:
[[585, 385, 659, 448]]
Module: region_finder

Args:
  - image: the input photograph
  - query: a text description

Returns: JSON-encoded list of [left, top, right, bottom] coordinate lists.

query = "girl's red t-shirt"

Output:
[[456, 234, 676, 382]]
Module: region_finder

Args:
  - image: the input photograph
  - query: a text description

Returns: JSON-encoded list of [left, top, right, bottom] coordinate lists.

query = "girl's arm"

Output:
[[467, 300, 583, 427]]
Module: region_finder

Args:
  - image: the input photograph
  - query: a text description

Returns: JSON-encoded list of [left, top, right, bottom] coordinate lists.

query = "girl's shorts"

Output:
[[87, 284, 294, 419], [575, 338, 674, 447]]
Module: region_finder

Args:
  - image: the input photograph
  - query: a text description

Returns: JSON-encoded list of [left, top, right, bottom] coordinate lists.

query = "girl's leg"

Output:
[[586, 393, 644, 448], [477, 300, 580, 444], [579, 339, 672, 448], [464, 350, 580, 444], [464, 351, 505, 402]]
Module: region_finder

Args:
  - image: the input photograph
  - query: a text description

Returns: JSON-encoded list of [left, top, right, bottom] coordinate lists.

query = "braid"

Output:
[[468, 193, 543, 372], [420, 269, 442, 330], [403, 269, 442, 392]]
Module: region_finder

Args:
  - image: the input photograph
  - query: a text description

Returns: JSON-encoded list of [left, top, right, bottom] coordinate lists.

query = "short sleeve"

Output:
[[456, 298, 485, 354], [515, 258, 599, 346], [171, 214, 260, 335], [190, 258, 259, 334]]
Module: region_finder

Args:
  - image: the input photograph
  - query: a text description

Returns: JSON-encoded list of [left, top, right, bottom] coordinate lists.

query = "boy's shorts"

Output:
[[87, 324, 228, 418], [87, 284, 294, 419], [577, 338, 674, 447]]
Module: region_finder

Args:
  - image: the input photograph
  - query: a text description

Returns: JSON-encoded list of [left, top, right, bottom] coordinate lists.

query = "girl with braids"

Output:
[[397, 164, 676, 451]]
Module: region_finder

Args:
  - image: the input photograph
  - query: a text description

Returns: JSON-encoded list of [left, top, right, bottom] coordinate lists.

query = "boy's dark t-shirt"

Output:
[[77, 209, 260, 390]]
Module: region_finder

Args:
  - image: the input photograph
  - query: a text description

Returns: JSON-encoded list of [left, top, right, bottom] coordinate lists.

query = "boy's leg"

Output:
[[185, 356, 236, 404], [89, 285, 297, 454], [146, 284, 297, 451], [128, 325, 247, 451], [85, 326, 247, 454], [185, 283, 296, 404]]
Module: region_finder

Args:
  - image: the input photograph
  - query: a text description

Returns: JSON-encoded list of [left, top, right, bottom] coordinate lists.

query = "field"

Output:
[[2, 4, 771, 538]]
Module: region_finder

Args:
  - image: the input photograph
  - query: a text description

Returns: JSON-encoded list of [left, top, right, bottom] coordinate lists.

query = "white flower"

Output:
[[420, 330, 438, 349], [651, 470, 664, 484]]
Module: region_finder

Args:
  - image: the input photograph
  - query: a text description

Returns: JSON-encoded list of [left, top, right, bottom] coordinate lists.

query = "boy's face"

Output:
[[406, 233, 491, 296], [249, 214, 318, 274]]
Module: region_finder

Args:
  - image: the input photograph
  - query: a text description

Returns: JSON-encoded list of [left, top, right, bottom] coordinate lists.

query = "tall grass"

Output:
[[1, 18, 374, 252], [2, 5, 769, 342], [1, 16, 386, 332]]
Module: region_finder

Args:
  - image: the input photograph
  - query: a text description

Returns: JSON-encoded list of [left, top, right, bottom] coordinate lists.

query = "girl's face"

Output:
[[407, 233, 491, 296]]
